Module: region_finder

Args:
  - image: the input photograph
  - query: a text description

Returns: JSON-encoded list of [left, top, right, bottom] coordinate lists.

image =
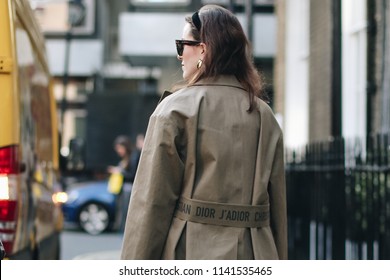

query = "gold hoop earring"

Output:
[[197, 59, 203, 69]]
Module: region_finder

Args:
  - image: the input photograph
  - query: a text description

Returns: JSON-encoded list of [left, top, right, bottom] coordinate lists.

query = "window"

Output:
[[342, 0, 367, 139]]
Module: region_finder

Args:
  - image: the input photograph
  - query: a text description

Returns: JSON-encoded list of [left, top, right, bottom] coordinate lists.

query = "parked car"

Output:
[[61, 180, 131, 235], [0, 0, 63, 259]]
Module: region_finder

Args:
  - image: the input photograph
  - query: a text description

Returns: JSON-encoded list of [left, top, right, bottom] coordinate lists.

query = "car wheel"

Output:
[[78, 203, 110, 235]]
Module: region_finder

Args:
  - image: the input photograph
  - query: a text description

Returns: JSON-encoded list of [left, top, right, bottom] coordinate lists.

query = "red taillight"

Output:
[[0, 145, 20, 255], [0, 200, 18, 254], [0, 200, 17, 220], [0, 145, 20, 174]]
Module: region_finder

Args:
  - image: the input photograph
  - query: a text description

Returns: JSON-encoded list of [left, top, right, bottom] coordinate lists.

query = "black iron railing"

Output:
[[286, 134, 390, 259]]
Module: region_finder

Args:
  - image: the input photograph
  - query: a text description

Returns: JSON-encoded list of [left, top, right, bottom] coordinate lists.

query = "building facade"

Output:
[[275, 0, 390, 148], [30, 0, 278, 171]]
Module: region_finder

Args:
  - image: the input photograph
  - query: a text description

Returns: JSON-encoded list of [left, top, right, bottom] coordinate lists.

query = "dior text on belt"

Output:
[[174, 196, 269, 228]]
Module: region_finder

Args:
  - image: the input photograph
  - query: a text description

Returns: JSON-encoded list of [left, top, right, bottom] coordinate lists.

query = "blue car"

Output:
[[61, 180, 130, 235]]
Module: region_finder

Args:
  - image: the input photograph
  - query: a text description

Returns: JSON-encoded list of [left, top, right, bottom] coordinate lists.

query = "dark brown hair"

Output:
[[183, 4, 266, 112], [114, 135, 132, 156]]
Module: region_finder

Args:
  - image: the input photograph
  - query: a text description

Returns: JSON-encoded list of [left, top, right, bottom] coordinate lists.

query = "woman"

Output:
[[121, 4, 287, 260], [107, 135, 135, 184], [107, 135, 134, 231]]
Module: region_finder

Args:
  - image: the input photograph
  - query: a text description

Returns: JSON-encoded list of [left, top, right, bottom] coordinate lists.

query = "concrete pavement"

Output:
[[72, 250, 121, 260]]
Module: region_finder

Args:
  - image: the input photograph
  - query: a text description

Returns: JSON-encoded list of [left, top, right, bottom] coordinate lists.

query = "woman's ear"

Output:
[[200, 43, 207, 55]]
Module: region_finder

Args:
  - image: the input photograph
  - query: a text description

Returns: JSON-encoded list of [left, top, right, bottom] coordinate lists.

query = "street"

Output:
[[60, 227, 123, 260]]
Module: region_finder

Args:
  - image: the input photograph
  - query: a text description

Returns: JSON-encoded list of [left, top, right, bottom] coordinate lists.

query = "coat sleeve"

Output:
[[120, 113, 184, 259], [268, 135, 288, 260]]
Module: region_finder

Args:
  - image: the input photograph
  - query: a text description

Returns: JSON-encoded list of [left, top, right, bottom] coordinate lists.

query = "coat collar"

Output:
[[191, 75, 245, 91], [159, 75, 245, 104]]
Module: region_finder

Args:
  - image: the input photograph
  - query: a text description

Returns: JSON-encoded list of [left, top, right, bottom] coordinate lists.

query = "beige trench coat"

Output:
[[121, 75, 287, 260]]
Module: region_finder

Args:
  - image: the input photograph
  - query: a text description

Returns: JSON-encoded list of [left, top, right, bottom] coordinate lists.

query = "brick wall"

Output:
[[308, 0, 333, 142], [273, 0, 286, 120], [372, 0, 390, 133]]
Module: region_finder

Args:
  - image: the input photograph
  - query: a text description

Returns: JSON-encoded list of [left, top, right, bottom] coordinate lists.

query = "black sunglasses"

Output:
[[175, 39, 201, 56]]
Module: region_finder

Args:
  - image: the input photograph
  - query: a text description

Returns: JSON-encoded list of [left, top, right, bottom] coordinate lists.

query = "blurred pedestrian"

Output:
[[121, 4, 287, 260], [129, 133, 144, 179], [107, 135, 134, 231]]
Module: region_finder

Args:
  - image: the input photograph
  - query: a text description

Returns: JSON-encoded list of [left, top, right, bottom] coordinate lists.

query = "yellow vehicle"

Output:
[[0, 0, 63, 259]]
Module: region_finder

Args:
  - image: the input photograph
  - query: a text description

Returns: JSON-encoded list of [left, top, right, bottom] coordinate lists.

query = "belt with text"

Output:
[[174, 196, 270, 228]]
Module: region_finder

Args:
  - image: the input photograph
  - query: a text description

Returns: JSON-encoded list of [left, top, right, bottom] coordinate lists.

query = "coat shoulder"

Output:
[[153, 87, 203, 119], [257, 99, 283, 136]]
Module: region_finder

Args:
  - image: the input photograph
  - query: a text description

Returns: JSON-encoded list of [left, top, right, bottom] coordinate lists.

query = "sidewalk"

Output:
[[72, 250, 121, 260]]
